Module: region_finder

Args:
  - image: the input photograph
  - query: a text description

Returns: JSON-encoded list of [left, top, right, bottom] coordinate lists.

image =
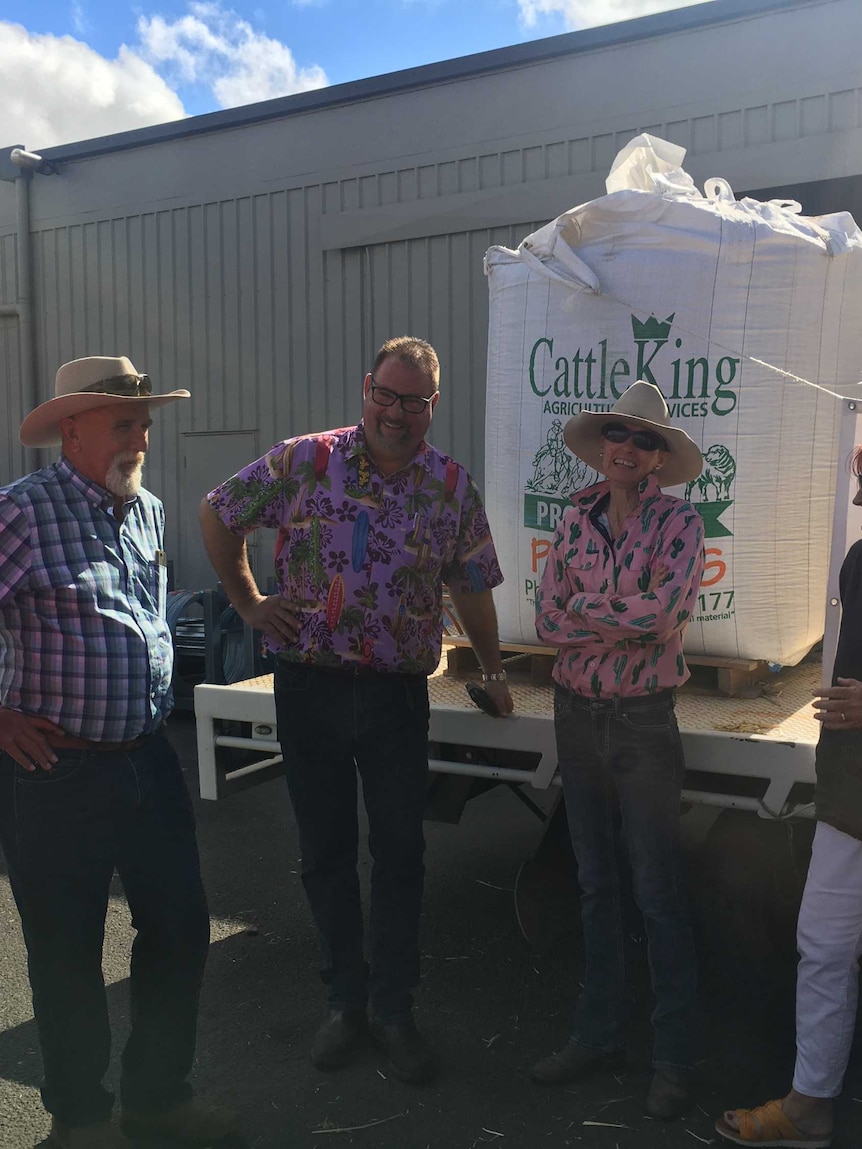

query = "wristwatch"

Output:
[[482, 670, 508, 683]]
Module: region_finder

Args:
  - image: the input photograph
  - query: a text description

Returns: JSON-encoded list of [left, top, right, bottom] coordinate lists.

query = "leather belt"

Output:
[[567, 689, 675, 713], [46, 733, 153, 753], [277, 656, 421, 679]]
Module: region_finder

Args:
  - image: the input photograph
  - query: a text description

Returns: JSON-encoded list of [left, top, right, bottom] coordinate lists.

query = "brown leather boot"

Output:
[[531, 1043, 626, 1085], [371, 1015, 438, 1084], [311, 1008, 369, 1069], [48, 1118, 132, 1149], [120, 1097, 239, 1145], [646, 1069, 692, 1120]]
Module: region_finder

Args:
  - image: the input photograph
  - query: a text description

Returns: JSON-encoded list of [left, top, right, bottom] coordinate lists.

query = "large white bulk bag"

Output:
[[485, 135, 862, 665]]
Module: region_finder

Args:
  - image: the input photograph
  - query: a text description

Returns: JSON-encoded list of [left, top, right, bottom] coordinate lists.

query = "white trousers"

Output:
[[794, 819, 862, 1097]]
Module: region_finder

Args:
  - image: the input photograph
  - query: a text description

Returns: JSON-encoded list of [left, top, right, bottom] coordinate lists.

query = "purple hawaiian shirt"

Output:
[[207, 423, 503, 675]]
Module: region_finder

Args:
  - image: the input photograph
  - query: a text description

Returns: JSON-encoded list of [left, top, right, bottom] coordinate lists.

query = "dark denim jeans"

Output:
[[274, 661, 429, 1022], [0, 730, 210, 1126], [555, 684, 697, 1071]]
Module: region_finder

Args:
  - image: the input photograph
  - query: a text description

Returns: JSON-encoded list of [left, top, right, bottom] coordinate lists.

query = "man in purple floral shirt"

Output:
[[201, 336, 512, 1083]]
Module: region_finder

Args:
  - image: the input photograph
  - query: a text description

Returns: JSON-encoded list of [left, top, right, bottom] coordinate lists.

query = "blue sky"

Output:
[[1, 0, 710, 148]]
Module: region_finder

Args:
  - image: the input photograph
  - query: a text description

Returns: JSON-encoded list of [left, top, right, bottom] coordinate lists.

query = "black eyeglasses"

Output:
[[601, 421, 668, 453], [80, 374, 152, 398], [369, 380, 436, 415]]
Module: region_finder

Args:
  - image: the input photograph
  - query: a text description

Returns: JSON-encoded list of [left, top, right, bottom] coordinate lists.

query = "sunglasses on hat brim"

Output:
[[80, 374, 152, 398], [601, 421, 668, 453]]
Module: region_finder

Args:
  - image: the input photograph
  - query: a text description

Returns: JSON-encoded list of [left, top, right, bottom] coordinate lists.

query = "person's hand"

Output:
[[647, 564, 670, 593], [0, 708, 65, 772], [241, 594, 302, 645], [813, 678, 862, 729], [484, 681, 514, 716]]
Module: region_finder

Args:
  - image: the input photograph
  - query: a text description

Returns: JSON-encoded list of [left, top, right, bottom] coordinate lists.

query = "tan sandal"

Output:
[[714, 1098, 831, 1148]]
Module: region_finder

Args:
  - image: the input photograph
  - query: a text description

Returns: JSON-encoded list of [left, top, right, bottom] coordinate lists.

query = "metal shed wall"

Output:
[[1, 0, 860, 585]]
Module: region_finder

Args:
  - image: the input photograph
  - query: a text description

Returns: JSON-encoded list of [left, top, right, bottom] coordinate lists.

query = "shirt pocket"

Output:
[[617, 550, 655, 596], [33, 554, 111, 619], [127, 549, 165, 615], [564, 557, 599, 595], [400, 514, 447, 581], [147, 558, 167, 614]]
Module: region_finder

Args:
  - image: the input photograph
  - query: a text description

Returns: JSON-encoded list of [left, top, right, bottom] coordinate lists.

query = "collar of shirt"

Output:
[[56, 455, 140, 516], [353, 421, 432, 479], [584, 473, 663, 521]]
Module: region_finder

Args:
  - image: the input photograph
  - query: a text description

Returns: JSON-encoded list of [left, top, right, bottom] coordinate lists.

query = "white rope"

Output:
[[748, 358, 859, 402]]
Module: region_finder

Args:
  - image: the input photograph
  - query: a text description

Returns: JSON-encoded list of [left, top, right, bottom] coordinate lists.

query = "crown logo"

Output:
[[631, 313, 675, 342]]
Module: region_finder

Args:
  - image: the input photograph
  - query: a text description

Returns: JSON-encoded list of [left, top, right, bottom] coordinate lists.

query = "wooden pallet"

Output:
[[443, 638, 554, 685], [683, 654, 772, 697], [442, 637, 771, 697]]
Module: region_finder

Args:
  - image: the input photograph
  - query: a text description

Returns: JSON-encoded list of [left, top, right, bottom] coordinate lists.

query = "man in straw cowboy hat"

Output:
[[0, 357, 237, 1148], [533, 381, 705, 1119]]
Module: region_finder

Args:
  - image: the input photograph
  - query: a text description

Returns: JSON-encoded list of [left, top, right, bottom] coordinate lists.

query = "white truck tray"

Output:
[[195, 655, 821, 820]]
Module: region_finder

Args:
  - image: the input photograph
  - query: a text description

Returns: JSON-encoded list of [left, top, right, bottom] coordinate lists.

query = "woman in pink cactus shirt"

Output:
[[532, 381, 705, 1122]]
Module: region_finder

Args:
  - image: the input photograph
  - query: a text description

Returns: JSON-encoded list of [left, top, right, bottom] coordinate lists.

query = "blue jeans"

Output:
[[274, 661, 429, 1022], [554, 684, 697, 1071], [0, 730, 210, 1126]]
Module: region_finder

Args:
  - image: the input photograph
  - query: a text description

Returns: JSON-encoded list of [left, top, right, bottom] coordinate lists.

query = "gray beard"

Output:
[[105, 457, 144, 500]]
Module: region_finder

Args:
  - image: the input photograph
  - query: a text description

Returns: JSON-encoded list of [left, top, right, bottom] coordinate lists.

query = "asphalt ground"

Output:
[[3, 712, 862, 1149]]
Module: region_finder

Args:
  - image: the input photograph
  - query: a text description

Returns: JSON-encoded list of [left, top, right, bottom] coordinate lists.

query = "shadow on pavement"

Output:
[[5, 712, 862, 1146]]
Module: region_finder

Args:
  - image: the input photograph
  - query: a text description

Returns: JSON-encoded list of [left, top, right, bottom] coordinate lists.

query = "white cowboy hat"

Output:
[[20, 355, 190, 448], [564, 380, 702, 488]]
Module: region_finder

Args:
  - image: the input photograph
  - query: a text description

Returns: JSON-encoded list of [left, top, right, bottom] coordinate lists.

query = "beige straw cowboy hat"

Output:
[[20, 356, 190, 448], [564, 380, 703, 488]]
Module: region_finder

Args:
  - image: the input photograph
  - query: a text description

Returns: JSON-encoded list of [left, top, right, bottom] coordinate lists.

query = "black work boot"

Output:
[[311, 1008, 369, 1069], [371, 1015, 438, 1084]]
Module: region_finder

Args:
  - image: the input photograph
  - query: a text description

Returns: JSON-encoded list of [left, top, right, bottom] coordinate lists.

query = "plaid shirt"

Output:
[[0, 458, 173, 741]]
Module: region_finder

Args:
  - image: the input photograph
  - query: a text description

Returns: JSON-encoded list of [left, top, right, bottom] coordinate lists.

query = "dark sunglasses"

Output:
[[601, 421, 668, 453], [369, 380, 436, 415], [465, 682, 501, 717], [80, 374, 152, 398]]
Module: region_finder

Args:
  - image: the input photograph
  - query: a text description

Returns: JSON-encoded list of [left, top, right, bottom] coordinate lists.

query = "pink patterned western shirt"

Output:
[[535, 476, 705, 698]]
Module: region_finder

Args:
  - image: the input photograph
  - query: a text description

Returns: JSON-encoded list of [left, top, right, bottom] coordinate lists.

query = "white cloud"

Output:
[[71, 3, 88, 38], [0, 4, 328, 150], [519, 0, 709, 30], [136, 2, 328, 109], [0, 21, 185, 149]]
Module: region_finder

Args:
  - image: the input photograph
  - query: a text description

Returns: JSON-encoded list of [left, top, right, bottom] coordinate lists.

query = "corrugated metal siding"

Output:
[[2, 0, 862, 583], [0, 232, 17, 301], [357, 225, 544, 472], [0, 230, 26, 482], [0, 315, 24, 483], [19, 183, 544, 573]]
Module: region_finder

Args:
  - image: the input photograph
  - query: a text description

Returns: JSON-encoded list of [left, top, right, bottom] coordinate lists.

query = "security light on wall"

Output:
[[10, 148, 57, 176]]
